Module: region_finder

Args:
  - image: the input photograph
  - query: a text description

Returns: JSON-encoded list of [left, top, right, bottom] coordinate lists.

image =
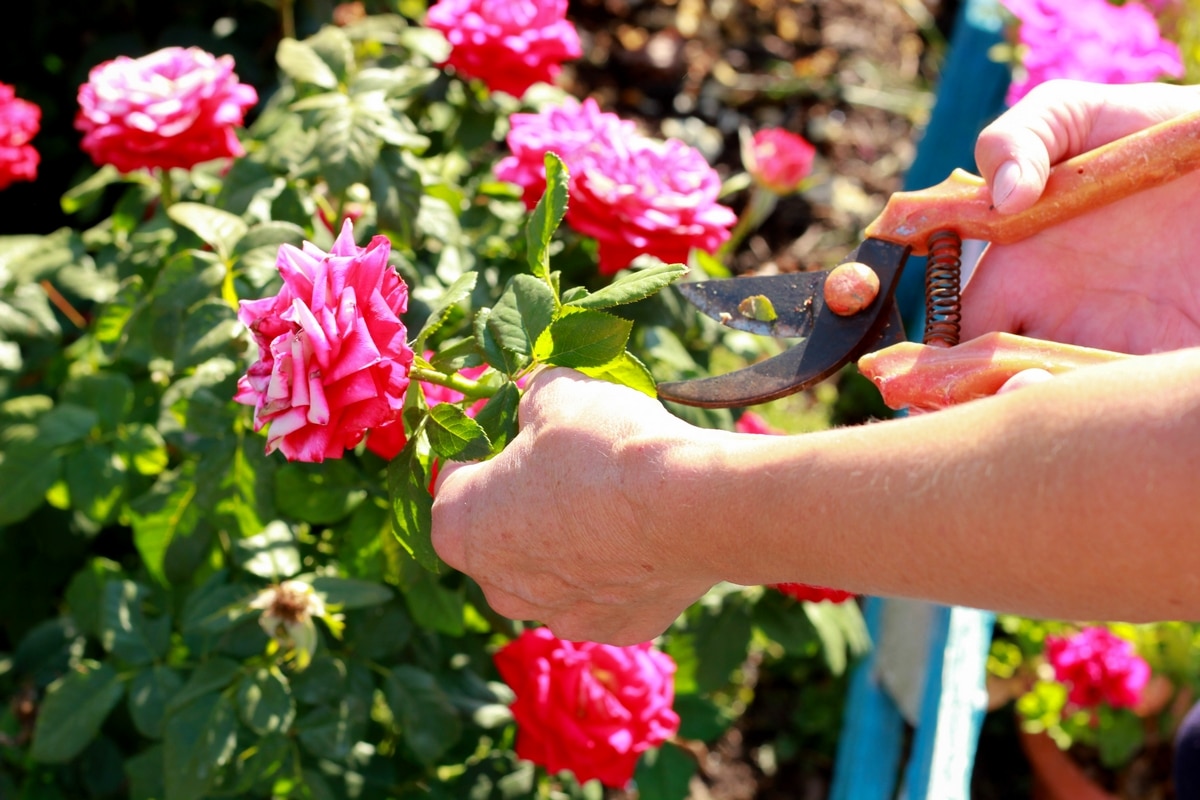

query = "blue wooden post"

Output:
[[830, 1, 1010, 797]]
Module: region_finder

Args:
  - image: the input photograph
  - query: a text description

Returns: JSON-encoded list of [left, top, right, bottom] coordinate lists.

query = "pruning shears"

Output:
[[657, 109, 1200, 408]]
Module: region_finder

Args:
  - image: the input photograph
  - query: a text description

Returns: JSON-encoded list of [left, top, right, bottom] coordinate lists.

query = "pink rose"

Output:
[[75, 46, 258, 173], [1000, 0, 1183, 105], [494, 627, 680, 788], [1045, 626, 1151, 709], [497, 99, 735, 275], [0, 83, 40, 190], [364, 354, 488, 460], [235, 220, 414, 463], [744, 128, 816, 196], [495, 97, 636, 208], [426, 0, 582, 98], [735, 411, 785, 436]]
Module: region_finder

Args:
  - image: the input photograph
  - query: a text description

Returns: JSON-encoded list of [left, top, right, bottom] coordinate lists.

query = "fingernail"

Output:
[[992, 160, 1021, 211]]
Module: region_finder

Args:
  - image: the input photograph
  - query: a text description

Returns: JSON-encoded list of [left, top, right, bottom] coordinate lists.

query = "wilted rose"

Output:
[[426, 0, 582, 98], [249, 579, 339, 670], [1045, 626, 1151, 709], [494, 627, 680, 787], [1000, 0, 1184, 105], [75, 46, 258, 173], [235, 220, 414, 463], [744, 128, 816, 195], [0, 83, 40, 190]]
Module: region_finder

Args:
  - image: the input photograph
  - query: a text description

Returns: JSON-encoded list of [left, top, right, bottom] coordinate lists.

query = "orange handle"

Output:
[[865, 108, 1200, 255]]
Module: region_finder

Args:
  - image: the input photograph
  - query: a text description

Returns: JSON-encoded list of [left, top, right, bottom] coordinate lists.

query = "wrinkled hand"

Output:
[[431, 368, 721, 645], [964, 80, 1200, 354]]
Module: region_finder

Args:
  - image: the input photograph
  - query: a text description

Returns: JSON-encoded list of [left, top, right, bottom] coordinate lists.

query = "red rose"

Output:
[[235, 220, 414, 462], [426, 0, 582, 98], [75, 47, 258, 173], [494, 627, 680, 788], [775, 582, 856, 604], [1045, 626, 1151, 710], [0, 83, 40, 190], [744, 128, 816, 196]]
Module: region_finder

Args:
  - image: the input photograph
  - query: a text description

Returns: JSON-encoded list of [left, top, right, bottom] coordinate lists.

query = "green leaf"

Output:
[[130, 467, 201, 585], [802, 599, 870, 676], [533, 309, 632, 369], [36, 402, 100, 447], [234, 521, 302, 579], [128, 665, 184, 739], [673, 694, 733, 743], [64, 558, 123, 638], [30, 660, 125, 763], [579, 351, 657, 397], [1097, 709, 1145, 768], [568, 262, 689, 310], [65, 442, 128, 525], [295, 697, 369, 760], [163, 692, 238, 800], [692, 602, 753, 692], [236, 667, 296, 736], [166, 203, 249, 260], [60, 165, 123, 214], [60, 372, 134, 433], [415, 271, 477, 348], [371, 146, 423, 245], [309, 576, 393, 609], [473, 382, 520, 453], [489, 274, 557, 359], [175, 299, 240, 370], [385, 665, 462, 765], [387, 436, 441, 573], [124, 745, 166, 800], [634, 742, 697, 800], [100, 580, 171, 666], [275, 459, 367, 525], [119, 423, 170, 476], [401, 566, 464, 637], [167, 658, 242, 714], [427, 403, 492, 462], [526, 153, 568, 279], [276, 38, 339, 89], [0, 441, 61, 526], [474, 307, 525, 374]]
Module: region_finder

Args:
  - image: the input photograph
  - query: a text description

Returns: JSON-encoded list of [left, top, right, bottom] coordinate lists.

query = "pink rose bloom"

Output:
[[426, 0, 582, 98], [495, 97, 637, 208], [735, 411, 785, 435], [75, 46, 258, 173], [495, 627, 680, 788], [1000, 0, 1184, 105], [744, 128, 816, 195], [1044, 626, 1151, 709], [0, 83, 40, 190], [497, 99, 735, 274], [236, 220, 414, 463]]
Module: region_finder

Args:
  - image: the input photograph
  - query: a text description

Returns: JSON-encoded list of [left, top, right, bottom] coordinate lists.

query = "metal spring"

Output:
[[924, 229, 963, 347]]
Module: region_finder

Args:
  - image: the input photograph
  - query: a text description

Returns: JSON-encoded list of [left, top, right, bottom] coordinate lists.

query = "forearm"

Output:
[[650, 347, 1200, 621]]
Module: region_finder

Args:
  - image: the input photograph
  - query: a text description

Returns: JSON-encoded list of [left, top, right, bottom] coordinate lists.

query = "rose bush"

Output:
[[0, 9, 870, 800]]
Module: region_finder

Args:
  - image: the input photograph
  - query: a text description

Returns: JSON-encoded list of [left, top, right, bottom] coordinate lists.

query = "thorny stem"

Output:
[[157, 168, 176, 210], [279, 0, 296, 41], [38, 281, 87, 329]]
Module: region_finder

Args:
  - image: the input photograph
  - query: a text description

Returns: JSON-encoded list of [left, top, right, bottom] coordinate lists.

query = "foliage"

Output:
[[0, 9, 868, 799]]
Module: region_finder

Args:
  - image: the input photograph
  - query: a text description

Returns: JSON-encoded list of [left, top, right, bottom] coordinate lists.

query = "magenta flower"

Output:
[[1044, 626, 1151, 710], [426, 0, 582, 98], [0, 83, 40, 190], [494, 627, 680, 788], [235, 220, 414, 463], [775, 583, 856, 604], [744, 128, 816, 196], [1000, 0, 1184, 105], [495, 97, 637, 208], [75, 46, 258, 173]]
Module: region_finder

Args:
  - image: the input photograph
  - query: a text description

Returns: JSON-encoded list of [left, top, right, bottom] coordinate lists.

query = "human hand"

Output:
[[431, 368, 722, 645], [963, 79, 1200, 354]]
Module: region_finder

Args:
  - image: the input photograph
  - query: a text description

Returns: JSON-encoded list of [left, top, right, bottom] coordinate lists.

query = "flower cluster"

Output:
[[425, 0, 582, 98], [235, 220, 415, 463], [1045, 626, 1151, 710], [496, 97, 736, 275], [494, 627, 680, 788], [75, 46, 258, 173], [0, 83, 40, 190], [1000, 0, 1184, 105]]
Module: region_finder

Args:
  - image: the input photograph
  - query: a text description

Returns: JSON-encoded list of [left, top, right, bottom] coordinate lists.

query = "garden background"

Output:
[[1, 0, 1197, 798]]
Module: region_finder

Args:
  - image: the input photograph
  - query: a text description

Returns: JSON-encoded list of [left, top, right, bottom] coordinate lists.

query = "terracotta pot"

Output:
[[1018, 728, 1118, 800]]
